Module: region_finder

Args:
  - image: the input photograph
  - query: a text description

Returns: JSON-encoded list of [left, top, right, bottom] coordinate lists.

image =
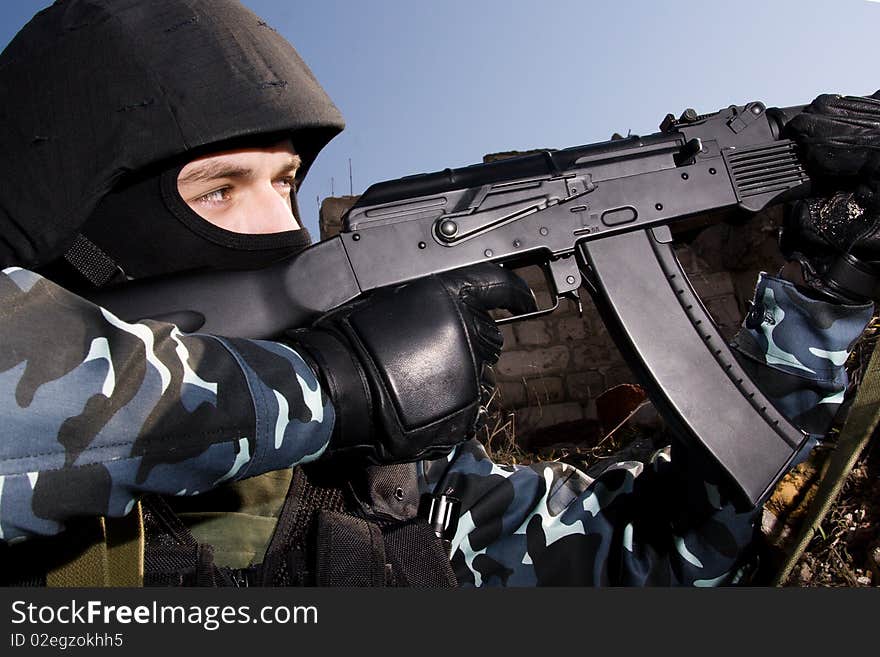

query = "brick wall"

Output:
[[318, 162, 785, 449]]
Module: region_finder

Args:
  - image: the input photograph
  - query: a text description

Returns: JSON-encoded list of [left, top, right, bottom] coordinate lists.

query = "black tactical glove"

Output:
[[780, 92, 880, 303], [287, 263, 536, 463]]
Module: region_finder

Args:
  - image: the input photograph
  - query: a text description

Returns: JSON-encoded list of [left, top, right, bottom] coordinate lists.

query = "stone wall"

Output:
[[318, 161, 786, 449]]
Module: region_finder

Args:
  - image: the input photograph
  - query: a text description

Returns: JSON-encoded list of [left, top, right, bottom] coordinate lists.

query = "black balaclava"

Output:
[[0, 0, 345, 278], [69, 138, 311, 288], [73, 143, 314, 282]]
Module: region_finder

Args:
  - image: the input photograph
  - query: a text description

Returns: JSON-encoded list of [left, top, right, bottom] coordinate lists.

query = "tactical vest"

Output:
[[0, 463, 458, 588]]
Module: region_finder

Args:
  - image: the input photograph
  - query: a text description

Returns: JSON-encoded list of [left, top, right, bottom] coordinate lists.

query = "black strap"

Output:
[[259, 464, 348, 586], [141, 495, 232, 587], [314, 510, 388, 586], [260, 463, 457, 587], [382, 519, 457, 588], [63, 233, 127, 288]]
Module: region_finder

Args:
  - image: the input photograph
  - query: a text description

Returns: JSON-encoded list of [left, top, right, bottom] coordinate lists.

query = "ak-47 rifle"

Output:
[[91, 100, 815, 507]]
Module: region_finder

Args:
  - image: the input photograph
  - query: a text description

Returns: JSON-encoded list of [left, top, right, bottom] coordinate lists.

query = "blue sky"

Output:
[[2, 1, 878, 235]]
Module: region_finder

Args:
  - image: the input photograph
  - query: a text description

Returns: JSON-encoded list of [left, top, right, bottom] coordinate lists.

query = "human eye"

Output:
[[193, 187, 232, 206], [274, 176, 295, 197]]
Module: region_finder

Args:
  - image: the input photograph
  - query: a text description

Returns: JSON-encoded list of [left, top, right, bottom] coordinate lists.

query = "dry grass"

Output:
[[778, 315, 880, 587], [476, 388, 533, 466], [477, 382, 650, 472]]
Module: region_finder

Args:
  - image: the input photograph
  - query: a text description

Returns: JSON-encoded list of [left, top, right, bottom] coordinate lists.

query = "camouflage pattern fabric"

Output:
[[0, 270, 872, 587], [0, 268, 333, 543], [417, 274, 873, 586], [732, 273, 873, 437]]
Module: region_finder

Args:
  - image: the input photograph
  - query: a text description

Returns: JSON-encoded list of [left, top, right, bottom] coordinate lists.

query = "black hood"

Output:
[[0, 0, 345, 269]]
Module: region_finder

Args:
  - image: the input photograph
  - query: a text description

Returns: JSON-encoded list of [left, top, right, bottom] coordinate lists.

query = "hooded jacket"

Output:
[[0, 0, 345, 270]]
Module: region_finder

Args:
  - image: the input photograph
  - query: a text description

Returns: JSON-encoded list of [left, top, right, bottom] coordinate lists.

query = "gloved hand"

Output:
[[287, 263, 536, 463], [780, 92, 880, 303]]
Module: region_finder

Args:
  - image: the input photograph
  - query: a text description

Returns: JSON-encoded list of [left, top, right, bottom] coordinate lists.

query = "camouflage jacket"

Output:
[[0, 267, 334, 541], [0, 268, 872, 585]]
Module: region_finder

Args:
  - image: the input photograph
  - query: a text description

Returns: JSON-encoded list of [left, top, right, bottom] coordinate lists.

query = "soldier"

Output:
[[0, 0, 877, 586]]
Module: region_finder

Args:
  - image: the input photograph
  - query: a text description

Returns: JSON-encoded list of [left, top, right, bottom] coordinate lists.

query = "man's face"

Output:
[[177, 140, 302, 234]]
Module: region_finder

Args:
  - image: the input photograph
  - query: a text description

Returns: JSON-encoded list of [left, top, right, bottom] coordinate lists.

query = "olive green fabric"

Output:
[[167, 469, 294, 569], [46, 471, 294, 581], [46, 518, 109, 587], [105, 504, 145, 587], [46, 503, 144, 587], [46, 468, 293, 587], [42, 468, 288, 584]]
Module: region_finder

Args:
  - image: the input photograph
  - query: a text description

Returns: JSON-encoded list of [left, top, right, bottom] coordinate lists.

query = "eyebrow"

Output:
[[178, 154, 302, 185]]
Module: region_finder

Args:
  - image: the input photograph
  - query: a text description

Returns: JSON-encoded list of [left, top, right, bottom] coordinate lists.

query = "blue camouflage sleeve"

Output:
[[419, 273, 873, 586], [0, 268, 334, 543], [731, 273, 874, 441]]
